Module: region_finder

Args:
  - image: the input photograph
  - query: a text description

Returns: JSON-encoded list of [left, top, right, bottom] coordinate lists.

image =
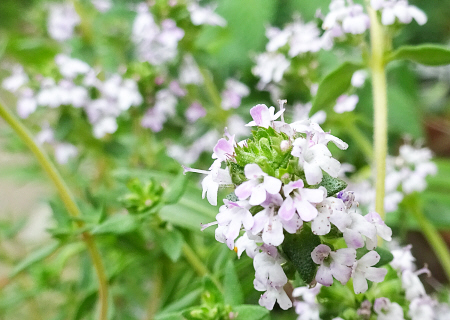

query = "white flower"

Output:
[[402, 268, 429, 301], [291, 136, 341, 185], [342, 211, 377, 249], [390, 244, 416, 272], [353, 251, 387, 294], [93, 117, 118, 138], [312, 196, 350, 235], [351, 70, 368, 88], [47, 3, 80, 41], [235, 232, 259, 258], [2, 65, 29, 92], [221, 79, 250, 110], [409, 296, 436, 320], [188, 3, 227, 27], [252, 53, 290, 86], [17, 88, 37, 119], [312, 244, 356, 286], [342, 4, 370, 35], [374, 297, 405, 320], [235, 163, 282, 205], [55, 54, 91, 79], [254, 280, 292, 310], [334, 94, 358, 113], [54, 143, 78, 165], [364, 211, 392, 249]]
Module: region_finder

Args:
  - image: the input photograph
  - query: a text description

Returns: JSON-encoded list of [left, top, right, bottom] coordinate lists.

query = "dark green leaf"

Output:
[[233, 305, 270, 320], [10, 242, 60, 277], [388, 44, 450, 66], [318, 172, 348, 196], [224, 260, 244, 306], [91, 214, 137, 235], [281, 224, 321, 284], [164, 169, 188, 205], [311, 62, 364, 113], [74, 291, 97, 320]]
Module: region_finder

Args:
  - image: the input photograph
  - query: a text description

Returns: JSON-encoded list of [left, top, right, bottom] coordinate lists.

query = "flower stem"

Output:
[[182, 243, 223, 291], [405, 194, 450, 281], [368, 6, 388, 220], [0, 98, 109, 320]]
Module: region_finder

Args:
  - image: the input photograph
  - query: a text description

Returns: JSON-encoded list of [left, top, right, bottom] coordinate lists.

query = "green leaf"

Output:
[[311, 61, 364, 113], [74, 291, 97, 320], [164, 169, 188, 205], [388, 44, 450, 66], [223, 260, 244, 306], [317, 172, 348, 196], [154, 313, 183, 320], [233, 305, 270, 320], [10, 242, 60, 277], [91, 214, 137, 235], [157, 229, 184, 262], [281, 224, 321, 284]]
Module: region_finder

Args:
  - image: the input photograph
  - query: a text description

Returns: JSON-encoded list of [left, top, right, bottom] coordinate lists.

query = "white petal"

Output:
[[264, 176, 282, 194], [249, 183, 267, 205], [304, 161, 323, 185]]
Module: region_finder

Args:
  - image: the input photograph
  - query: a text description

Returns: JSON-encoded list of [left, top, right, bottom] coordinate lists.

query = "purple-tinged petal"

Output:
[[280, 213, 303, 234], [294, 199, 318, 222], [235, 180, 256, 200], [278, 196, 296, 220], [316, 265, 334, 286], [353, 272, 368, 294], [365, 267, 387, 283], [252, 209, 268, 234], [343, 228, 365, 249], [301, 188, 325, 203], [262, 218, 284, 246], [249, 104, 271, 128], [283, 179, 304, 196], [311, 244, 331, 264], [330, 263, 352, 285]]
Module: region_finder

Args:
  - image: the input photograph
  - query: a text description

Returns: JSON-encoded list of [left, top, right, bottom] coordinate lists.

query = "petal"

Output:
[[365, 267, 387, 283], [381, 8, 396, 25], [245, 163, 266, 179], [304, 161, 323, 185], [241, 210, 255, 231], [343, 228, 365, 249], [249, 183, 267, 205], [330, 263, 352, 285], [264, 176, 282, 194], [259, 290, 276, 310], [235, 180, 256, 200], [262, 218, 284, 246], [409, 6, 427, 25], [358, 251, 381, 267], [202, 175, 218, 206], [311, 244, 331, 264], [318, 156, 341, 178], [353, 271, 368, 294], [252, 209, 268, 234], [250, 104, 271, 128], [332, 248, 357, 266], [301, 188, 325, 203], [283, 179, 304, 196], [280, 214, 303, 234], [311, 213, 331, 235], [294, 199, 318, 222], [276, 288, 293, 310], [278, 197, 296, 221], [315, 265, 334, 286]]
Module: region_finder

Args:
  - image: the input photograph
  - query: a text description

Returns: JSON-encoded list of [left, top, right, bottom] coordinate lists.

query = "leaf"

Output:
[[224, 260, 244, 306], [233, 305, 270, 320], [388, 44, 450, 66], [317, 172, 348, 197], [157, 229, 184, 262], [159, 288, 202, 314], [311, 61, 364, 113], [154, 313, 183, 320], [281, 224, 321, 284], [74, 291, 97, 320], [91, 214, 137, 235], [163, 169, 188, 205], [10, 242, 60, 277]]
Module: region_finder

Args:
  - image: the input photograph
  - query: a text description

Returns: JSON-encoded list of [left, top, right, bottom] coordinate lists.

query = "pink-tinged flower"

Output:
[[246, 104, 284, 129], [292, 136, 341, 185], [402, 267, 430, 301], [251, 194, 302, 246], [334, 94, 358, 113], [408, 296, 436, 320], [212, 129, 236, 162], [364, 212, 392, 249], [342, 212, 377, 249], [342, 4, 370, 34], [254, 251, 287, 288], [353, 251, 387, 294], [279, 179, 324, 222], [374, 298, 405, 320], [215, 200, 254, 250], [312, 244, 356, 286], [185, 102, 206, 123], [309, 123, 349, 150], [183, 160, 232, 206], [221, 79, 250, 110], [312, 196, 350, 235], [235, 164, 282, 205]]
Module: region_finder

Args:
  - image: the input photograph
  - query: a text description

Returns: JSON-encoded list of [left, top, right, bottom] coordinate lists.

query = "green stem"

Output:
[[368, 6, 388, 220], [182, 243, 223, 291], [0, 99, 109, 320], [406, 194, 450, 281]]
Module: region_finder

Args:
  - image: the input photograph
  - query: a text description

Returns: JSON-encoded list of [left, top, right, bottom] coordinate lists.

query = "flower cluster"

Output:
[[371, 0, 427, 26], [186, 102, 392, 310], [349, 142, 437, 213]]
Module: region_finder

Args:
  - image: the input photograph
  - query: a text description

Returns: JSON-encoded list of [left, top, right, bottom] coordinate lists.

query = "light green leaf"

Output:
[[91, 214, 137, 235], [388, 44, 450, 66], [224, 260, 244, 306], [233, 305, 270, 320], [163, 169, 188, 205], [311, 61, 364, 113], [158, 229, 184, 262], [10, 242, 60, 277]]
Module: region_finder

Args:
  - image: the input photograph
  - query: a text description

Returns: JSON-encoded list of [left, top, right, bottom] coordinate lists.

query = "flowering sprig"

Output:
[[185, 101, 393, 310]]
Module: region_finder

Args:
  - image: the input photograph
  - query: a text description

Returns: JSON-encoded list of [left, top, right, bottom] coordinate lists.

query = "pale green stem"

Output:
[[368, 6, 388, 220], [182, 243, 223, 291], [0, 99, 109, 320], [406, 194, 450, 281]]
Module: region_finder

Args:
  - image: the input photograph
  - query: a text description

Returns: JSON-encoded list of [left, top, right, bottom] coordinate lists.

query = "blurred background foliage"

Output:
[[0, 0, 450, 319]]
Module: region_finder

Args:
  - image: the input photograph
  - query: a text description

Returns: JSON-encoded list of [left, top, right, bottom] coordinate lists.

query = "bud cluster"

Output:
[[185, 102, 393, 310]]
